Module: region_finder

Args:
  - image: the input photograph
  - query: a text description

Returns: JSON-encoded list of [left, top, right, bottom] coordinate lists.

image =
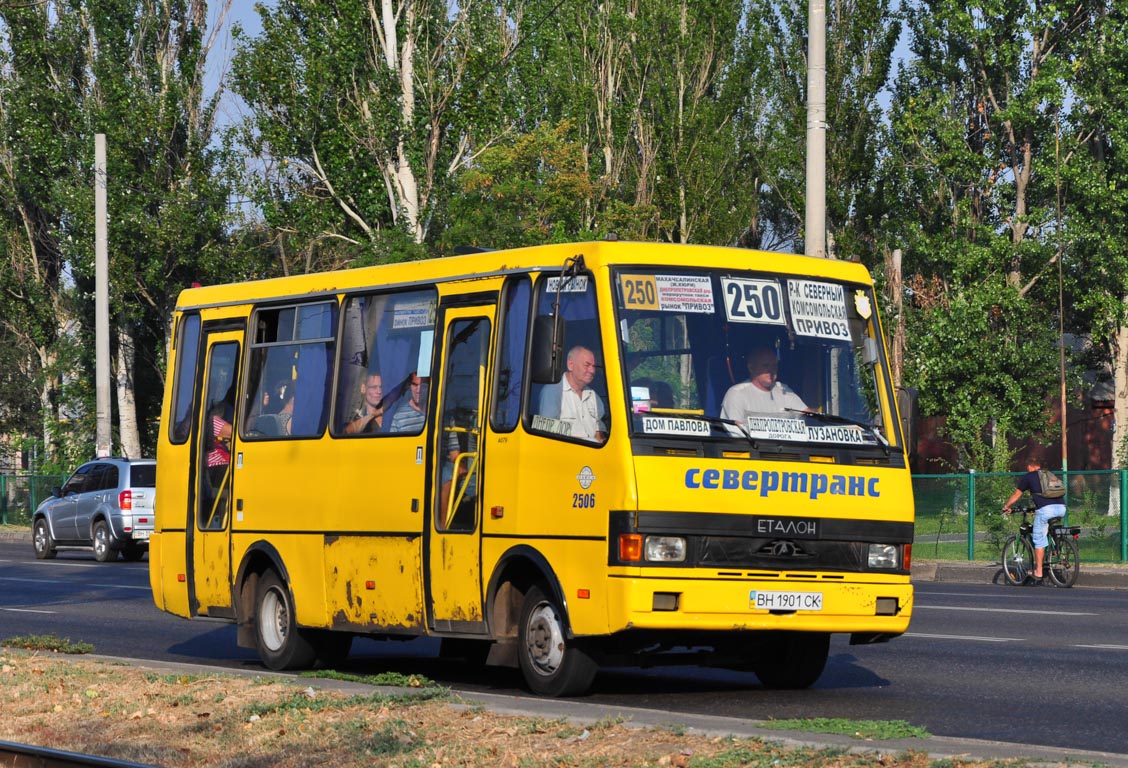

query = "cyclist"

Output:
[[1002, 450, 1066, 586]]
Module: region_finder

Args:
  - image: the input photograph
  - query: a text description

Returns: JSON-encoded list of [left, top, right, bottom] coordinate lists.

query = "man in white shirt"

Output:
[[537, 345, 607, 443], [720, 346, 808, 420]]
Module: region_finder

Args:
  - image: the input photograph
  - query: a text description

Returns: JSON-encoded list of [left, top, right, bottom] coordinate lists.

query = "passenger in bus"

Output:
[[345, 373, 386, 434], [207, 406, 233, 486], [389, 373, 428, 433], [261, 379, 291, 415], [537, 345, 607, 443], [720, 346, 808, 419], [439, 424, 478, 526]]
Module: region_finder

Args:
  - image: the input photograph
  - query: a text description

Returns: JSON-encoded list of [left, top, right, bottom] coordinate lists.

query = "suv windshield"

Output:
[[615, 267, 899, 450]]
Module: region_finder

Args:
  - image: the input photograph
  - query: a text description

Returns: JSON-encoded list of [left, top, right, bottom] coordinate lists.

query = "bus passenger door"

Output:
[[427, 305, 492, 634], [191, 329, 242, 616]]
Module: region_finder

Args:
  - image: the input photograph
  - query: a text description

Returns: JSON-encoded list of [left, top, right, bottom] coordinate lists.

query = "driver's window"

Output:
[[528, 274, 609, 445]]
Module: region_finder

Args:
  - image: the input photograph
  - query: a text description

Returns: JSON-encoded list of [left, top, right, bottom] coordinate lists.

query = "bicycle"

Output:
[[1000, 505, 1081, 587]]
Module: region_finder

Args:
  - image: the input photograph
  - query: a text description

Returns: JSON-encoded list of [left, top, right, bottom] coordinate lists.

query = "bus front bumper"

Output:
[[602, 572, 913, 636]]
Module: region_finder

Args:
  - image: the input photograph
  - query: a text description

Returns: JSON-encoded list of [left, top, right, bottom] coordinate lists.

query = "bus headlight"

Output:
[[867, 543, 899, 569], [645, 536, 686, 562]]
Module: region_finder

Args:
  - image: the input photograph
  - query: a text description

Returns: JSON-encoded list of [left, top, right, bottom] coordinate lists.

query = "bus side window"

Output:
[[170, 313, 201, 444], [332, 289, 438, 437], [243, 301, 338, 439]]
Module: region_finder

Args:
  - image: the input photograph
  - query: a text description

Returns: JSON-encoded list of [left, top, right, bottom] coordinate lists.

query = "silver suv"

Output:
[[32, 458, 156, 562]]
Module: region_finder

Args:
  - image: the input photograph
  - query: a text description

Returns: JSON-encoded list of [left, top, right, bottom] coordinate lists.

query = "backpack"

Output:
[[1037, 468, 1066, 499]]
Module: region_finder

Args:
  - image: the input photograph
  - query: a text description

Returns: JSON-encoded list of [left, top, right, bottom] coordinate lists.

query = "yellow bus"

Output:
[[150, 240, 916, 696]]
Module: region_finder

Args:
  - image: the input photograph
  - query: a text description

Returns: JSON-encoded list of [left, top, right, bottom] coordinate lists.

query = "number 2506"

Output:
[[572, 493, 596, 508]]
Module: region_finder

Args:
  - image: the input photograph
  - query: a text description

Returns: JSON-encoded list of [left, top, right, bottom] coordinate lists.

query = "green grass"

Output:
[[2, 633, 94, 654], [759, 718, 930, 740], [299, 668, 440, 689]]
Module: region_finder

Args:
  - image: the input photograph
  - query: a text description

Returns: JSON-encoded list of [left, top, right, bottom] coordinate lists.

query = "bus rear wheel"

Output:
[[518, 584, 597, 697], [750, 631, 830, 689], [255, 570, 317, 671]]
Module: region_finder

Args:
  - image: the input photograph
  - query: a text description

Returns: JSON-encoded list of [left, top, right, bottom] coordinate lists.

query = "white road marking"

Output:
[[0, 576, 150, 591], [916, 605, 1097, 616], [1075, 644, 1128, 651], [905, 632, 1022, 642], [0, 607, 56, 614]]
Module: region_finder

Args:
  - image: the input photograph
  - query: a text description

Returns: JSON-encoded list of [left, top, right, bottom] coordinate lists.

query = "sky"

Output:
[[206, 1, 265, 130]]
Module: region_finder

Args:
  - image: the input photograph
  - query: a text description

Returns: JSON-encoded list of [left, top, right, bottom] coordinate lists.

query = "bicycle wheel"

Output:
[[1047, 534, 1079, 588], [1001, 535, 1034, 586]]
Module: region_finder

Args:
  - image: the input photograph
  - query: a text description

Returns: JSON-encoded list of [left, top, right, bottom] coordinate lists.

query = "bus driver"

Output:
[[720, 346, 808, 419]]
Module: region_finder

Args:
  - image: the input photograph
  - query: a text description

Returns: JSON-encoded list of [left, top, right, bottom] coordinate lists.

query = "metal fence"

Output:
[[0, 474, 67, 526], [914, 470, 1128, 563], [3, 470, 1126, 563]]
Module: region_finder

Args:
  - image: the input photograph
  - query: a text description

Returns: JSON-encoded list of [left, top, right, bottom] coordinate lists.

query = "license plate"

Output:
[[131, 530, 151, 540], [750, 590, 823, 611]]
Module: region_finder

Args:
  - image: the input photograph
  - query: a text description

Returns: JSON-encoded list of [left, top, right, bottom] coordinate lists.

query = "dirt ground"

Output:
[[0, 651, 1032, 768]]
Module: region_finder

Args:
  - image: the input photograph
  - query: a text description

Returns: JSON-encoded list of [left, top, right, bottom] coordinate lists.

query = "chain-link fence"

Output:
[[914, 470, 1128, 563], [0, 474, 67, 526]]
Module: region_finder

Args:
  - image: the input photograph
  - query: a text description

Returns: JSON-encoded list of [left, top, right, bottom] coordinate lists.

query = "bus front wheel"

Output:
[[750, 631, 830, 689], [518, 584, 597, 697], [254, 570, 317, 671]]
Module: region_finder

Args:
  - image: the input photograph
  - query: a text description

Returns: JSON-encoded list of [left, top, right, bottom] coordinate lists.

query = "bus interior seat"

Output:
[[250, 414, 283, 437], [704, 354, 738, 416]]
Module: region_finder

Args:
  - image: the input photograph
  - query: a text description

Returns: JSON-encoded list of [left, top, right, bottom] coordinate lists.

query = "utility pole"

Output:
[[95, 134, 111, 458], [805, 0, 828, 259]]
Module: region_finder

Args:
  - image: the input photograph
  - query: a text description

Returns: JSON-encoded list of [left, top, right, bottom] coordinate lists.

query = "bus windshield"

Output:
[[615, 267, 899, 450]]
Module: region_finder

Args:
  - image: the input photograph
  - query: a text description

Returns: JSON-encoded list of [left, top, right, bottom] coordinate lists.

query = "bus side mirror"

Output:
[[897, 386, 919, 461], [531, 315, 564, 384]]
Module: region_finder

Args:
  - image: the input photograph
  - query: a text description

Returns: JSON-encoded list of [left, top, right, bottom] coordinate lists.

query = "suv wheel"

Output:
[[92, 521, 117, 562], [33, 519, 57, 560]]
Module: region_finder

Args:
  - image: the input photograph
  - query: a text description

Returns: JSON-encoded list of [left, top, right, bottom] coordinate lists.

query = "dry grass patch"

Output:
[[0, 652, 1047, 767]]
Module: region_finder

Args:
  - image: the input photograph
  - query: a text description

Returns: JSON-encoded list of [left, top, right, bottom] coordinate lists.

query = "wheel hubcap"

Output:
[[525, 602, 565, 676], [260, 587, 288, 652]]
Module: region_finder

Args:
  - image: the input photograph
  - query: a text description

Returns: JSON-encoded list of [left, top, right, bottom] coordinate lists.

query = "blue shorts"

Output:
[[441, 460, 477, 498], [1033, 504, 1065, 549]]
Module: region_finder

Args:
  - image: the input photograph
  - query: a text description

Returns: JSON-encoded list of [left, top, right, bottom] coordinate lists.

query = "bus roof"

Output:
[[174, 240, 874, 312]]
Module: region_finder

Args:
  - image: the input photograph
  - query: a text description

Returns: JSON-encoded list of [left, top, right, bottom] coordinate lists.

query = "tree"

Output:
[[66, 0, 235, 457], [1060, 2, 1128, 469], [882, 0, 1100, 469], [738, 0, 901, 256], [0, 2, 89, 466], [229, 0, 516, 265], [0, 1, 235, 462]]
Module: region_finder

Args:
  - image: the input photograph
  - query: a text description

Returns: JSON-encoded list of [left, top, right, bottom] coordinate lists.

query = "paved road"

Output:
[[2, 537, 1127, 766]]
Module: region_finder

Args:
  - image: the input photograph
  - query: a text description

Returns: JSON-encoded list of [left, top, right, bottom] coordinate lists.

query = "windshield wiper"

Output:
[[786, 409, 890, 455]]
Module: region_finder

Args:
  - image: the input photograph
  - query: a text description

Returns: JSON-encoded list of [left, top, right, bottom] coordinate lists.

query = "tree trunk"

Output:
[[115, 324, 141, 458]]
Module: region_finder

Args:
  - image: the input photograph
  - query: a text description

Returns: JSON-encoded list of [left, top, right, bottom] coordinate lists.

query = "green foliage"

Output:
[[440, 121, 598, 251], [903, 277, 1062, 468]]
